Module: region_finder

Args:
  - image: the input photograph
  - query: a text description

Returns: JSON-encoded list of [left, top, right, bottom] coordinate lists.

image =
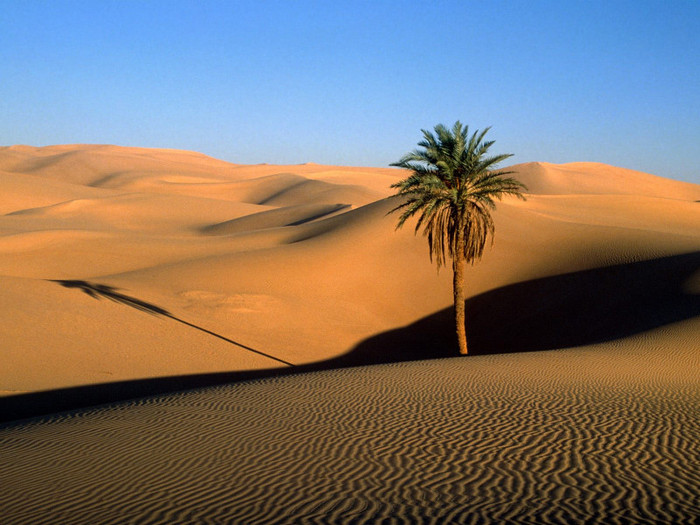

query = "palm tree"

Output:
[[390, 121, 526, 355]]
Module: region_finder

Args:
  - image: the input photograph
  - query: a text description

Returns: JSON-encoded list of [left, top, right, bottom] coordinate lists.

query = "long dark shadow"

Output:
[[350, 251, 700, 358], [1, 252, 697, 424], [51, 280, 294, 367]]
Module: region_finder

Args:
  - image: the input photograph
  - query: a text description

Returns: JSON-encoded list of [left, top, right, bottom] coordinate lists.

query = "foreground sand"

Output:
[[1, 327, 698, 523]]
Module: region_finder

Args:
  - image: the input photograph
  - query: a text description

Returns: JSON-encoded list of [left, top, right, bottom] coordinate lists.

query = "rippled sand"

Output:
[[1, 332, 698, 524]]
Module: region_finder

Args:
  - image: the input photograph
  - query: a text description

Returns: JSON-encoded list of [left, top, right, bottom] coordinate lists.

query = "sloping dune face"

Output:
[[0, 144, 698, 395], [1, 145, 699, 523]]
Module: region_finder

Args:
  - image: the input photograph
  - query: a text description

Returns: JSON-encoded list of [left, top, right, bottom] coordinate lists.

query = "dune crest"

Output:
[[0, 144, 698, 394], [512, 161, 700, 199]]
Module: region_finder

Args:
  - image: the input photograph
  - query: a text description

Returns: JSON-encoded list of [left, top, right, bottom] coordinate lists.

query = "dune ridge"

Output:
[[0, 144, 698, 522], [0, 144, 698, 393]]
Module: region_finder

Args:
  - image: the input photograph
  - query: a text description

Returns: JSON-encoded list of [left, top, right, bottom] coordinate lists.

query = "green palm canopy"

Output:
[[390, 121, 527, 354]]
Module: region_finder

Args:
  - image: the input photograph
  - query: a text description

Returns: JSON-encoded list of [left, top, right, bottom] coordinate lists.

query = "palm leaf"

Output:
[[389, 122, 527, 268]]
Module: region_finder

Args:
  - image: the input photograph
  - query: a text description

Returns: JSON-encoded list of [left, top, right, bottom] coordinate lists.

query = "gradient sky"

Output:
[[1, 0, 698, 183]]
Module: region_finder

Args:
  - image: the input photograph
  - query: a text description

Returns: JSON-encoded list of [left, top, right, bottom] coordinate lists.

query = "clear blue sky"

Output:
[[1, 0, 698, 183]]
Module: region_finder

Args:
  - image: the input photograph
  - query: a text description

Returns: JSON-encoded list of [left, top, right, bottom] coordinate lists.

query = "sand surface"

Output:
[[0, 144, 699, 522], [1, 331, 698, 523], [1, 145, 698, 395]]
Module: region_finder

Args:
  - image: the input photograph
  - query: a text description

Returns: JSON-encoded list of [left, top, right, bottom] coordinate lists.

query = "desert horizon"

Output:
[[0, 143, 697, 396], [0, 143, 698, 522], [3, 0, 698, 521]]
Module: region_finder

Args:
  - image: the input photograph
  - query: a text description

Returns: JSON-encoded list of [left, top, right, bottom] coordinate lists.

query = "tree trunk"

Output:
[[453, 235, 468, 355]]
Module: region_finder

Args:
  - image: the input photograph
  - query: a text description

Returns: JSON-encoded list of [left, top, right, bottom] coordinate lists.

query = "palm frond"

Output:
[[389, 121, 527, 268]]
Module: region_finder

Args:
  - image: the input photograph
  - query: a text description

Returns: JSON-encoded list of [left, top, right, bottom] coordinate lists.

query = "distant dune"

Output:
[[0, 145, 698, 522], [0, 144, 697, 395]]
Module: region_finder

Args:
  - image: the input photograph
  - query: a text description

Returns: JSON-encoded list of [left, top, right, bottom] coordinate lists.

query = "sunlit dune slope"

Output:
[[513, 161, 700, 199], [0, 144, 698, 393]]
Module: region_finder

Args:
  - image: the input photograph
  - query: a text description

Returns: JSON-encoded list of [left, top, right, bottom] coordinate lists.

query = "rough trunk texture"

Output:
[[453, 233, 468, 355]]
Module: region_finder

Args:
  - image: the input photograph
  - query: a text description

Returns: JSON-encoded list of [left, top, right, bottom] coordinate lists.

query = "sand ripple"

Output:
[[1, 343, 698, 524]]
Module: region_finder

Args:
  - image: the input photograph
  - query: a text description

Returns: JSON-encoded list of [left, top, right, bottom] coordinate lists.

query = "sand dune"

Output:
[[0, 144, 698, 393], [0, 169, 110, 215], [0, 144, 698, 522], [202, 202, 352, 235], [1, 333, 697, 523], [513, 161, 700, 199]]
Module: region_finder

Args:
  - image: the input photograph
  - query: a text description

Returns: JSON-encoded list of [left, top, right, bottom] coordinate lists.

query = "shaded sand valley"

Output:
[[0, 145, 699, 522]]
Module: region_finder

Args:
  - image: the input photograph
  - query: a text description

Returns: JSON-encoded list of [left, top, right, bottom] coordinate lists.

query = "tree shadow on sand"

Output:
[[345, 251, 700, 361], [1, 252, 698, 423], [51, 280, 293, 367]]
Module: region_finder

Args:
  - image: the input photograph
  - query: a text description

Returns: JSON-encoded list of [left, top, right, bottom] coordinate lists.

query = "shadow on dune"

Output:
[[349, 251, 700, 359], [1, 252, 698, 424], [51, 280, 293, 367]]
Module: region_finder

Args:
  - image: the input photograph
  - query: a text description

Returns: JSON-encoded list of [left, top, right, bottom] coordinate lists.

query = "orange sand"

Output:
[[0, 145, 698, 394], [1, 145, 698, 523]]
